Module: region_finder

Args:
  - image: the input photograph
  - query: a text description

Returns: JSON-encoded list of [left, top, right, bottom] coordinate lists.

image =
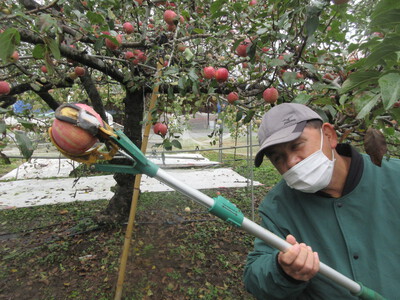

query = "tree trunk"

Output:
[[100, 89, 144, 223]]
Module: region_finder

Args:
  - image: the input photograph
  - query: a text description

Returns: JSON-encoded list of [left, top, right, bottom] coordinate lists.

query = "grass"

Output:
[[0, 151, 281, 299]]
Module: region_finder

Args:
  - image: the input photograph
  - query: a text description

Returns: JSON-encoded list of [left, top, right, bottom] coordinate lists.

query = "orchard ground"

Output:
[[0, 113, 283, 299]]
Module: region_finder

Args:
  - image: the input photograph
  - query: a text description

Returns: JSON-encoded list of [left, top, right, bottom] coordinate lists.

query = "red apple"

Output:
[[137, 52, 147, 62], [74, 66, 85, 76], [214, 68, 229, 83], [177, 44, 186, 52], [261, 47, 270, 53], [134, 0, 143, 5], [51, 104, 103, 155], [10, 51, 19, 62], [105, 33, 123, 50], [323, 73, 334, 80], [41, 65, 48, 73], [249, 0, 257, 5], [203, 66, 216, 79], [242, 62, 249, 68], [125, 51, 134, 60], [153, 122, 168, 136], [296, 72, 304, 79], [167, 24, 176, 32], [227, 92, 239, 104], [0, 81, 11, 95], [263, 87, 279, 103], [163, 10, 177, 25], [236, 39, 251, 57], [123, 22, 134, 34]]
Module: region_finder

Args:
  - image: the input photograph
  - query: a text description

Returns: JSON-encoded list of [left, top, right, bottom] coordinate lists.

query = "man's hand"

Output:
[[278, 234, 320, 281]]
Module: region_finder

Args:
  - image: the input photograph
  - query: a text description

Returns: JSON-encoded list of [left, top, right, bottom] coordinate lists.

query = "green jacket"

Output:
[[244, 154, 400, 299]]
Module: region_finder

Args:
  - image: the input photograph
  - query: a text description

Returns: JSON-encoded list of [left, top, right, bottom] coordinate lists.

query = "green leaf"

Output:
[[46, 39, 61, 60], [183, 48, 194, 61], [256, 27, 269, 35], [243, 110, 255, 124], [293, 93, 312, 104], [247, 43, 257, 60], [233, 2, 244, 13], [32, 44, 46, 59], [304, 6, 321, 37], [379, 72, 400, 110], [30, 83, 41, 92], [390, 107, 400, 123], [371, 0, 400, 21], [235, 111, 243, 122], [370, 9, 400, 29], [17, 119, 35, 130], [210, 0, 227, 15], [192, 81, 199, 95], [282, 72, 297, 85], [163, 139, 172, 151], [0, 28, 20, 63], [171, 139, 182, 149], [269, 59, 286, 67], [14, 131, 34, 160], [192, 28, 205, 34], [86, 11, 105, 24], [354, 93, 380, 119], [178, 76, 186, 90], [363, 39, 400, 69], [0, 120, 6, 134], [188, 68, 198, 81], [340, 71, 380, 94]]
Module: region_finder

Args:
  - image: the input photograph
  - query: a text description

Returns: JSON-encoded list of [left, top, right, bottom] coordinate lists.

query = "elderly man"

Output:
[[243, 103, 400, 299]]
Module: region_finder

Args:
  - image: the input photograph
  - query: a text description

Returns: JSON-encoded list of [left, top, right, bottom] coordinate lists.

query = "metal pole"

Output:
[[154, 167, 362, 296], [249, 121, 255, 221]]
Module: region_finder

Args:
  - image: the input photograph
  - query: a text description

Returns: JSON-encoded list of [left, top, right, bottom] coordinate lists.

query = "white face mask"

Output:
[[282, 129, 335, 193]]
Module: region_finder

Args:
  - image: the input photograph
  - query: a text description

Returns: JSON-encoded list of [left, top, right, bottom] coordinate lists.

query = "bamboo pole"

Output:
[[114, 60, 163, 300]]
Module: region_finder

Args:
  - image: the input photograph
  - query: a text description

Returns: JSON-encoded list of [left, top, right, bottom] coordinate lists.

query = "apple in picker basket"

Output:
[[153, 123, 168, 136], [215, 68, 229, 83], [51, 104, 103, 155]]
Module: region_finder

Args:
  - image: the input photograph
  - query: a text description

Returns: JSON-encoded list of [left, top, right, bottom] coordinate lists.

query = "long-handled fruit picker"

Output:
[[49, 103, 387, 300]]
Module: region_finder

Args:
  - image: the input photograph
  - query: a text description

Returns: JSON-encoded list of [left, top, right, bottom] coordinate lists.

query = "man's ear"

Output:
[[322, 123, 337, 148]]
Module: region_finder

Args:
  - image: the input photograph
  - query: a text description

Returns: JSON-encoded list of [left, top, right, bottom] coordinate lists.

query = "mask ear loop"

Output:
[[321, 127, 336, 162]]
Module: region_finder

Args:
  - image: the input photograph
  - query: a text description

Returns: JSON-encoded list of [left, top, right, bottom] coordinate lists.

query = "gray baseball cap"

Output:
[[254, 103, 322, 167]]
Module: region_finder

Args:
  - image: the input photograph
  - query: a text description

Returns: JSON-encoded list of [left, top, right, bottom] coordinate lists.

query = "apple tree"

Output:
[[0, 0, 398, 220]]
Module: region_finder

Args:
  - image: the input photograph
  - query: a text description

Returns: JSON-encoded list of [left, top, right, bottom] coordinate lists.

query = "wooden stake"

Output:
[[114, 60, 163, 300]]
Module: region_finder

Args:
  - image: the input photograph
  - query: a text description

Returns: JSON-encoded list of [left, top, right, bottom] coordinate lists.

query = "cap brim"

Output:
[[254, 121, 306, 167]]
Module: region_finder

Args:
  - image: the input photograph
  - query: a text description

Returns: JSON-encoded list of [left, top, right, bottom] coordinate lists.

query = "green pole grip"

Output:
[[354, 282, 388, 300], [209, 195, 244, 227]]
